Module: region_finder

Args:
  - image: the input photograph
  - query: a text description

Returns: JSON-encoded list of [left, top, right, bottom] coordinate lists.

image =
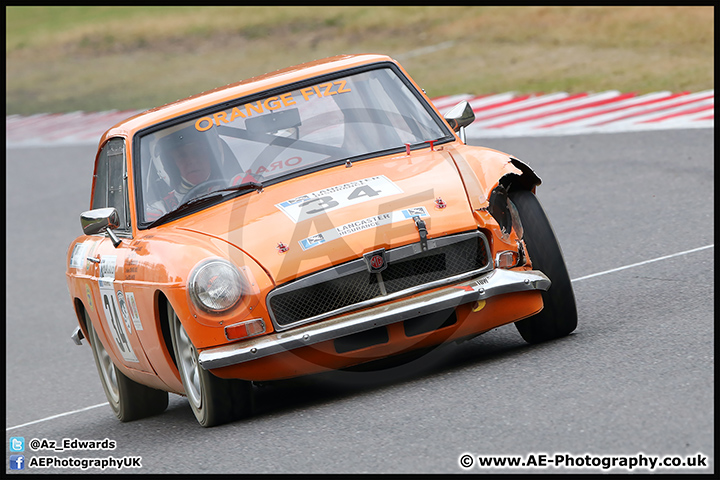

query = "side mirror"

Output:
[[81, 207, 122, 247], [444, 100, 475, 144]]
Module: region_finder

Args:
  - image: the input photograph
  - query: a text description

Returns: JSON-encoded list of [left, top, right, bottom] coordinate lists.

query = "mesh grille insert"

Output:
[[269, 234, 489, 328]]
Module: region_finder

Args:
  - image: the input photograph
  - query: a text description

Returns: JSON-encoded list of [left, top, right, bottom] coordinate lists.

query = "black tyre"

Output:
[[509, 189, 577, 343], [168, 306, 253, 427], [85, 311, 168, 421]]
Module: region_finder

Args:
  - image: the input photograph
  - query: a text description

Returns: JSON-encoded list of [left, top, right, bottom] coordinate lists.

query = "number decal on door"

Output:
[[98, 256, 138, 363]]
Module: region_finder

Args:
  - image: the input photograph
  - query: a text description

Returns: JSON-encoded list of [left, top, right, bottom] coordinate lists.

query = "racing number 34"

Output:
[[98, 283, 138, 363], [300, 185, 381, 216], [276, 176, 405, 223]]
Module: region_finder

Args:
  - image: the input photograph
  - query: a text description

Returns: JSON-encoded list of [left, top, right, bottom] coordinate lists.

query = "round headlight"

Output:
[[188, 259, 244, 313]]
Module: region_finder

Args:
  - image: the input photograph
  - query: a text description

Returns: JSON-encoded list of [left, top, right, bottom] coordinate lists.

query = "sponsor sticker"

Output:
[[125, 292, 143, 331], [194, 80, 352, 132], [99, 256, 116, 289], [299, 206, 429, 250], [70, 243, 88, 269], [116, 291, 133, 333], [85, 284, 94, 311]]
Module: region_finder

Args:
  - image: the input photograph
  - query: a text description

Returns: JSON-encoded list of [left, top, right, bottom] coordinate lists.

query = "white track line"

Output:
[[571, 244, 714, 283], [6, 402, 110, 432], [6, 244, 714, 432]]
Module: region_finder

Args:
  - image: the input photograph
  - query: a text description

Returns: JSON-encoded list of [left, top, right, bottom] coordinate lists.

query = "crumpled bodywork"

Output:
[[444, 143, 542, 210]]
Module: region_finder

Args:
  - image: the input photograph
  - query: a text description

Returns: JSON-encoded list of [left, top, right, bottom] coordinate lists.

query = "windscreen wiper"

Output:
[[204, 181, 264, 197], [146, 182, 264, 228]]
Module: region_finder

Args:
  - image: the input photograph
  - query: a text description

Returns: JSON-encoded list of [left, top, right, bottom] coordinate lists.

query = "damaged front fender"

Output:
[[506, 157, 542, 192], [446, 144, 541, 268], [445, 144, 542, 211]]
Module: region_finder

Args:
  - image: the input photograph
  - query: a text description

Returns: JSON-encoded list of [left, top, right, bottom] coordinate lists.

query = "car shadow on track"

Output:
[[140, 324, 579, 431], [153, 324, 579, 428], [244, 324, 571, 421]]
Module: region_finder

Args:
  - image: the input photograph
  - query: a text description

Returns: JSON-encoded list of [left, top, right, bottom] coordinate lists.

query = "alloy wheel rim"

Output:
[[94, 326, 120, 403], [176, 316, 203, 408]]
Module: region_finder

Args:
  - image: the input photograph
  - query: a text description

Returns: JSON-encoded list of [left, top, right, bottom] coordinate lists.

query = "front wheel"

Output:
[[168, 306, 253, 427], [509, 189, 577, 343], [86, 311, 168, 421]]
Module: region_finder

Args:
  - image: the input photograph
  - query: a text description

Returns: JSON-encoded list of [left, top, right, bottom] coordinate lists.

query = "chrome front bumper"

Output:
[[198, 269, 550, 370]]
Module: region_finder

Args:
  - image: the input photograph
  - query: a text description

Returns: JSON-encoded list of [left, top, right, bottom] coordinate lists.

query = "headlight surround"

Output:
[[188, 259, 244, 313]]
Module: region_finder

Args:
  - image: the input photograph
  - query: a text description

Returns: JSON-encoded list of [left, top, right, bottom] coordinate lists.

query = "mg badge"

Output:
[[364, 249, 388, 274], [370, 255, 384, 269]]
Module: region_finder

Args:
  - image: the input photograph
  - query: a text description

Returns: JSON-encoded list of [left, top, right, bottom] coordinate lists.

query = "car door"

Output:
[[86, 137, 152, 372]]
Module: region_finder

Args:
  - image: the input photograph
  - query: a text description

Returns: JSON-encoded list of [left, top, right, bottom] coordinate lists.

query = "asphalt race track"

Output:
[[5, 128, 713, 474]]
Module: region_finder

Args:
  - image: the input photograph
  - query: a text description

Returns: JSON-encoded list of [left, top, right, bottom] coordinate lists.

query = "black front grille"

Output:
[[270, 272, 383, 326], [268, 233, 490, 328]]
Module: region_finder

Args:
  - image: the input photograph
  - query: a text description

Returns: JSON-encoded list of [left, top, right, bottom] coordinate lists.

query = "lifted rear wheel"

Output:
[[509, 189, 577, 343], [85, 310, 168, 421], [168, 306, 253, 427]]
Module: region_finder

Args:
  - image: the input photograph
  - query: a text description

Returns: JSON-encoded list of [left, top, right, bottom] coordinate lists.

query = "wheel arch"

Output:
[[503, 157, 542, 194], [156, 290, 179, 372], [72, 297, 96, 347]]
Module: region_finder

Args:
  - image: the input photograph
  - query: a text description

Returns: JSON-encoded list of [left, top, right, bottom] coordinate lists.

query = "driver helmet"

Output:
[[153, 123, 224, 192]]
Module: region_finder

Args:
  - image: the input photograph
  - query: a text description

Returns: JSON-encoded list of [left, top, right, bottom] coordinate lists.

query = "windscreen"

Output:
[[137, 66, 450, 224]]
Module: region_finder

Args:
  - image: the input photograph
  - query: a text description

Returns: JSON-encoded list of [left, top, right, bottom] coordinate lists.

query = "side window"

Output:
[[92, 138, 130, 231]]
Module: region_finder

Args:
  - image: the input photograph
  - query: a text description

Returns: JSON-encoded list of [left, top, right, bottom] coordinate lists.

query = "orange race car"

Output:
[[66, 54, 577, 427]]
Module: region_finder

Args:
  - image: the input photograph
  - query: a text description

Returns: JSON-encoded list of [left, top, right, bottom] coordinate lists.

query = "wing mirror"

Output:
[[444, 100, 475, 144], [81, 207, 122, 247]]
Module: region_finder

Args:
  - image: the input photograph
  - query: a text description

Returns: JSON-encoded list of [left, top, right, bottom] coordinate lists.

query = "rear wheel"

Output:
[[85, 311, 168, 421], [168, 306, 253, 427], [509, 189, 577, 343]]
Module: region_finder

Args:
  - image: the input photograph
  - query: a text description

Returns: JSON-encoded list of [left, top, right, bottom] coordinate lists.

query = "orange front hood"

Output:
[[177, 148, 477, 285]]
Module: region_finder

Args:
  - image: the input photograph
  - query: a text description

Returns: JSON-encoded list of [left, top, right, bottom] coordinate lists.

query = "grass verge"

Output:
[[6, 6, 714, 115]]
